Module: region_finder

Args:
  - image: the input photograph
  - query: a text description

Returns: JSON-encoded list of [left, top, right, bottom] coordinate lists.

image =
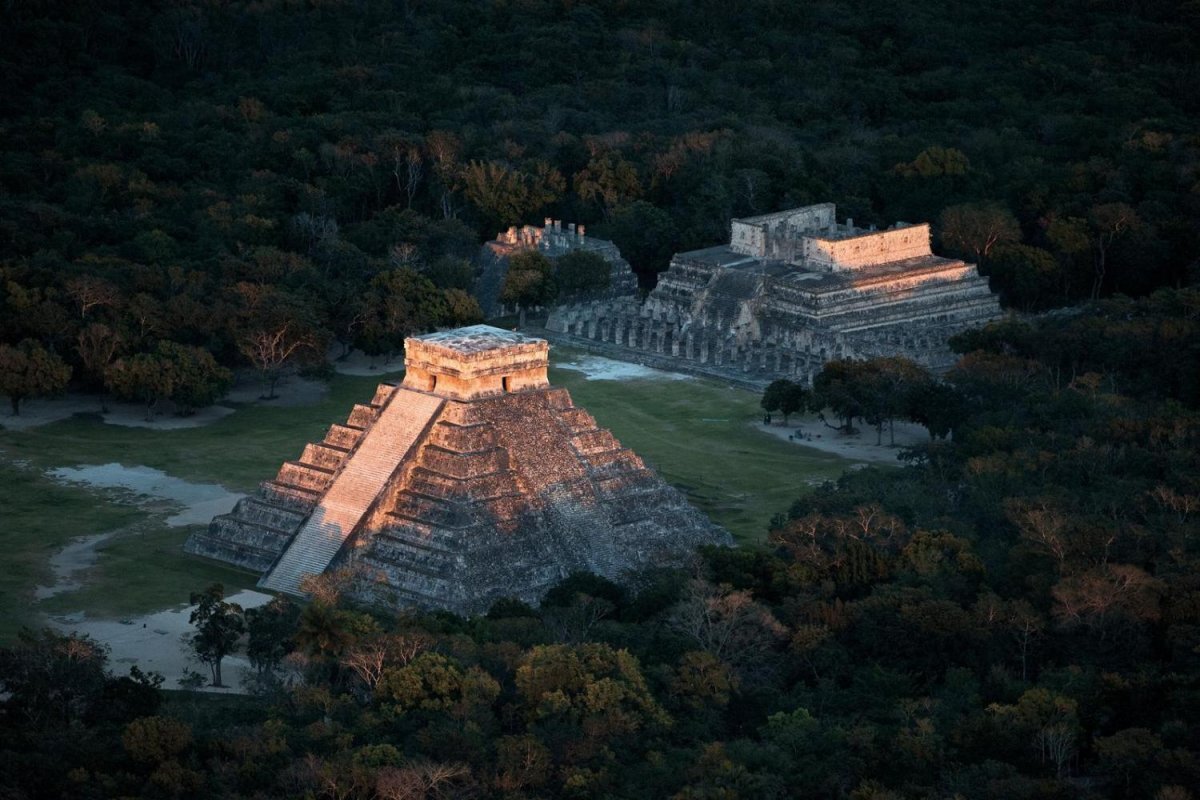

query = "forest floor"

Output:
[[0, 350, 872, 686]]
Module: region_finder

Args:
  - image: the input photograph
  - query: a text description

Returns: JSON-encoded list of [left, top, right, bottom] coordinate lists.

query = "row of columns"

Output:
[[566, 314, 830, 384]]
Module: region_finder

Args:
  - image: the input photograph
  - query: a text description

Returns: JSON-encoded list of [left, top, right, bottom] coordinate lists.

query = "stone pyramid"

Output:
[[185, 325, 730, 615]]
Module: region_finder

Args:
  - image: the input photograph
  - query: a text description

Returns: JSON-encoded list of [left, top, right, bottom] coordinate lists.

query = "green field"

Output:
[[0, 354, 861, 641]]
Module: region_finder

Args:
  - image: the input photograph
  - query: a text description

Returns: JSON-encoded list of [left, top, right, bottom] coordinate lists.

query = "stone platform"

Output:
[[547, 203, 1004, 382]]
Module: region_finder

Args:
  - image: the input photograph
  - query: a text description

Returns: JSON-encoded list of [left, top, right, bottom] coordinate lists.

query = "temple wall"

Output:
[[804, 224, 932, 271], [731, 204, 836, 257]]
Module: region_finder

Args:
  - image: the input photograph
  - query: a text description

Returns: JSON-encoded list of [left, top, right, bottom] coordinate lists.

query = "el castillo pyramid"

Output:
[[184, 325, 730, 615]]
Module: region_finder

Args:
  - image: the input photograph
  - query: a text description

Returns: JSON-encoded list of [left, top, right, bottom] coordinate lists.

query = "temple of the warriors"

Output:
[[546, 203, 1003, 383], [185, 326, 728, 615], [475, 218, 639, 317]]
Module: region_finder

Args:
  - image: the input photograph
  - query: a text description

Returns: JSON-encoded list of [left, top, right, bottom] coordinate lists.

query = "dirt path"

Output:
[[754, 417, 929, 464]]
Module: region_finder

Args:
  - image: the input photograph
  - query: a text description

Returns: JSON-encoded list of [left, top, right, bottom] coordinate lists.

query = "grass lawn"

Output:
[[0, 355, 863, 642], [0, 373, 389, 492]]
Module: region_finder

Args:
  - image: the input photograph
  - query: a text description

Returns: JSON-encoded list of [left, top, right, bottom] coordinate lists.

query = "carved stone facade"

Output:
[[185, 326, 729, 615], [546, 204, 1003, 383], [475, 219, 639, 317]]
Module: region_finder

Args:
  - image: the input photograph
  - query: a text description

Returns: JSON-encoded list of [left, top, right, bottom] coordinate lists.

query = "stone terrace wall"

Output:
[[803, 224, 932, 272]]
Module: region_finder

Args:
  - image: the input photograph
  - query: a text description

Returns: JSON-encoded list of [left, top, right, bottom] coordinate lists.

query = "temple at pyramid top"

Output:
[[402, 325, 549, 400], [185, 325, 730, 615]]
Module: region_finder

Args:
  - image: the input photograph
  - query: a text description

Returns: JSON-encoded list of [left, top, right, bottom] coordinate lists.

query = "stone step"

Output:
[[324, 423, 364, 450], [261, 481, 321, 511], [385, 508, 473, 532], [582, 449, 644, 473], [407, 468, 514, 503], [229, 497, 306, 531], [275, 461, 335, 493], [556, 409, 597, 433], [370, 382, 399, 406], [346, 403, 380, 429], [376, 525, 460, 557], [300, 442, 351, 471], [425, 421, 495, 452], [419, 446, 509, 479], [259, 389, 445, 597], [570, 429, 619, 455]]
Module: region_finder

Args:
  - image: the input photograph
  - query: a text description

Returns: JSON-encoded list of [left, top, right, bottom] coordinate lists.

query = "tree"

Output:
[[513, 643, 668, 756], [105, 341, 230, 417], [238, 322, 321, 400], [811, 359, 867, 432], [377, 651, 499, 720], [500, 250, 556, 327], [988, 688, 1080, 777], [1087, 202, 1141, 299], [574, 151, 642, 217], [232, 282, 328, 398], [554, 250, 611, 300], [761, 378, 808, 425], [122, 716, 193, 764], [158, 341, 231, 414], [105, 350, 175, 420], [938, 202, 1021, 265], [0, 339, 71, 415], [244, 596, 301, 677], [0, 629, 109, 726], [779, 380, 808, 425], [65, 275, 121, 320], [355, 269, 449, 360], [460, 159, 564, 230], [76, 322, 124, 390], [667, 580, 787, 683], [599, 200, 679, 286], [187, 584, 245, 688], [761, 378, 785, 422]]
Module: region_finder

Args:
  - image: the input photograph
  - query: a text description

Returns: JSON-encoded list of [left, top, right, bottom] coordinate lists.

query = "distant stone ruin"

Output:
[[185, 326, 728, 615], [475, 218, 639, 317], [547, 203, 1003, 384]]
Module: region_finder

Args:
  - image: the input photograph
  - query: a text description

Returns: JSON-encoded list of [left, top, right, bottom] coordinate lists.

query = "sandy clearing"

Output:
[[0, 395, 237, 431], [1, 371, 330, 432], [329, 345, 406, 376], [556, 354, 693, 382], [49, 589, 275, 693], [224, 374, 330, 407], [754, 417, 930, 464], [48, 464, 244, 527]]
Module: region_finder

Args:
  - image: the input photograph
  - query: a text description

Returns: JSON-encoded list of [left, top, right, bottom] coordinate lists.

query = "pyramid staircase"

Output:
[[258, 387, 444, 596]]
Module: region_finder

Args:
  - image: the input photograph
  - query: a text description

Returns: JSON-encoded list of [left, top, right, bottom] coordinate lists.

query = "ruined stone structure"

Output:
[[475, 219, 639, 317], [185, 326, 728, 615], [546, 203, 1003, 383]]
